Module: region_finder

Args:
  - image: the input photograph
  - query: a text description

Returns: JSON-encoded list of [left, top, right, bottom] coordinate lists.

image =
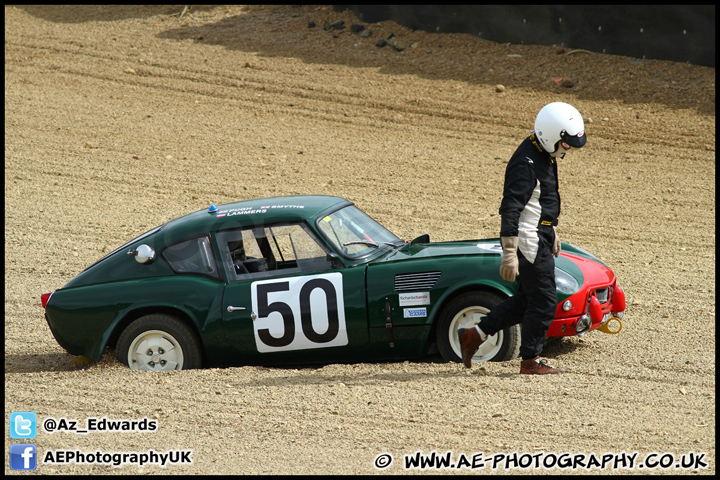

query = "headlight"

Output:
[[575, 314, 592, 335], [555, 267, 580, 294]]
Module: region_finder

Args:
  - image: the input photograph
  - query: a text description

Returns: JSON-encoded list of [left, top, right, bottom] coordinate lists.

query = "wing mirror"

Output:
[[399, 233, 430, 252]]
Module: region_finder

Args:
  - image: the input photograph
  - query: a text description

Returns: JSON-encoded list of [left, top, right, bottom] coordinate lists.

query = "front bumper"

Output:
[[547, 311, 621, 337], [547, 283, 626, 337]]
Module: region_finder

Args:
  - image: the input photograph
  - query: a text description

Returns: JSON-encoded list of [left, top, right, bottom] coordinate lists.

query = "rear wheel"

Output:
[[436, 291, 520, 363], [116, 314, 202, 371]]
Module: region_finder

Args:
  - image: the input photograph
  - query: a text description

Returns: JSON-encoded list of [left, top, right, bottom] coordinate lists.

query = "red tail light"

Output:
[[613, 285, 626, 313], [589, 295, 603, 324], [41, 292, 54, 309]]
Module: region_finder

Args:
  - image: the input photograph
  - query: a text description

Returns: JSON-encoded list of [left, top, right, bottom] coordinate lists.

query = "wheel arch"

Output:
[[106, 306, 205, 359], [428, 282, 512, 344]]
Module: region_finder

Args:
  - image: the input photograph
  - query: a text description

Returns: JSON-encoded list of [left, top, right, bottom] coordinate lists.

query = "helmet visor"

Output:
[[560, 129, 586, 148]]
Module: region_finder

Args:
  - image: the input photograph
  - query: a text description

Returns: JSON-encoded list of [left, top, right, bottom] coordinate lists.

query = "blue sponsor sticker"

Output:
[[403, 307, 427, 318]]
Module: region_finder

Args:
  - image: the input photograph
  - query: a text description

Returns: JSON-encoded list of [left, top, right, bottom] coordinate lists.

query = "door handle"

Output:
[[227, 306, 246, 312]]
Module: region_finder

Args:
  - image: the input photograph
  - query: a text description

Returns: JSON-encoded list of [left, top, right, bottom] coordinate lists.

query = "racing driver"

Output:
[[459, 102, 587, 374]]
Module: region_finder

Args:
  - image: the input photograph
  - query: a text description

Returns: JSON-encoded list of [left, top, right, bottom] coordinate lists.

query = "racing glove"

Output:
[[552, 226, 561, 258], [499, 236, 519, 282]]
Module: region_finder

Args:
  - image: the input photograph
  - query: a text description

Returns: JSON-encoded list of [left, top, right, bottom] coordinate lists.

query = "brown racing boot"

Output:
[[458, 326, 485, 368], [520, 356, 566, 375]]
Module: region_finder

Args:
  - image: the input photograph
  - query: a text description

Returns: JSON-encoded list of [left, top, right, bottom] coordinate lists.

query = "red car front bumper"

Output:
[[547, 252, 627, 337]]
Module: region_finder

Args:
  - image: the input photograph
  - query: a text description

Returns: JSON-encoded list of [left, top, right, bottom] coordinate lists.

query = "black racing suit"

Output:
[[478, 133, 560, 360]]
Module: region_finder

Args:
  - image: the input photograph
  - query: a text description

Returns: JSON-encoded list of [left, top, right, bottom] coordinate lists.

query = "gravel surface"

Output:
[[5, 5, 715, 475]]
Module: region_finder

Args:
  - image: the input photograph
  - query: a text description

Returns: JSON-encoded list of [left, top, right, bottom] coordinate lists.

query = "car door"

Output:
[[219, 223, 369, 364]]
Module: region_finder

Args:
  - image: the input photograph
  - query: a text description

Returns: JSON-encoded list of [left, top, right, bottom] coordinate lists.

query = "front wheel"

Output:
[[116, 314, 202, 371], [436, 291, 520, 363]]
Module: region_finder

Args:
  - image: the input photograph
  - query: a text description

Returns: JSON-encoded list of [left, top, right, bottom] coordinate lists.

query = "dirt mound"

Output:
[[5, 5, 714, 474]]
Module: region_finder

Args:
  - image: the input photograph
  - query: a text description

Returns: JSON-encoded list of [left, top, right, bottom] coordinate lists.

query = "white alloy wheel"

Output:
[[127, 329, 185, 371], [448, 306, 505, 363]]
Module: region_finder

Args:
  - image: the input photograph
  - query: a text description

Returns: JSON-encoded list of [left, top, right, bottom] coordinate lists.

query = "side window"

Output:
[[217, 224, 332, 282], [163, 236, 220, 278]]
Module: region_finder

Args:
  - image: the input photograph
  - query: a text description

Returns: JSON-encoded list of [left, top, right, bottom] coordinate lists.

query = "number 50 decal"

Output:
[[251, 273, 348, 353]]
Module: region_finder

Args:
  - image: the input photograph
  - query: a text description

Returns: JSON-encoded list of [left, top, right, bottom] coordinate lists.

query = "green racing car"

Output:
[[42, 195, 626, 370]]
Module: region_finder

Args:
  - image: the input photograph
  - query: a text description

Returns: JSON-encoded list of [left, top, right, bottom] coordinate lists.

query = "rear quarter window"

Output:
[[162, 236, 220, 279]]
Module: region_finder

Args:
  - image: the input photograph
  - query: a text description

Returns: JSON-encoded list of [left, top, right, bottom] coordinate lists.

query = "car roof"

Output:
[[159, 195, 352, 244]]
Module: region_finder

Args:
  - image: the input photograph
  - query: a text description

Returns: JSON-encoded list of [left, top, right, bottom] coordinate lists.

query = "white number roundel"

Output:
[[251, 273, 348, 353]]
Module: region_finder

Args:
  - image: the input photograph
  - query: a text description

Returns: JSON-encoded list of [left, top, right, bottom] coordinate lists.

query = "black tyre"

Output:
[[116, 314, 203, 371], [436, 291, 520, 363]]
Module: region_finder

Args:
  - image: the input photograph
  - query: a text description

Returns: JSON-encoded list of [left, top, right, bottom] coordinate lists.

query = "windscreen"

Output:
[[317, 205, 401, 258]]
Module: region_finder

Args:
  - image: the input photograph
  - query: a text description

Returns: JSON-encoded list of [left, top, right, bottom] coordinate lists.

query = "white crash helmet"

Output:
[[534, 102, 586, 154]]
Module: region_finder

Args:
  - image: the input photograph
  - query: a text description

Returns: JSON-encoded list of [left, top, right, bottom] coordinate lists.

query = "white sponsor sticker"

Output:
[[403, 307, 427, 318], [398, 292, 430, 306]]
